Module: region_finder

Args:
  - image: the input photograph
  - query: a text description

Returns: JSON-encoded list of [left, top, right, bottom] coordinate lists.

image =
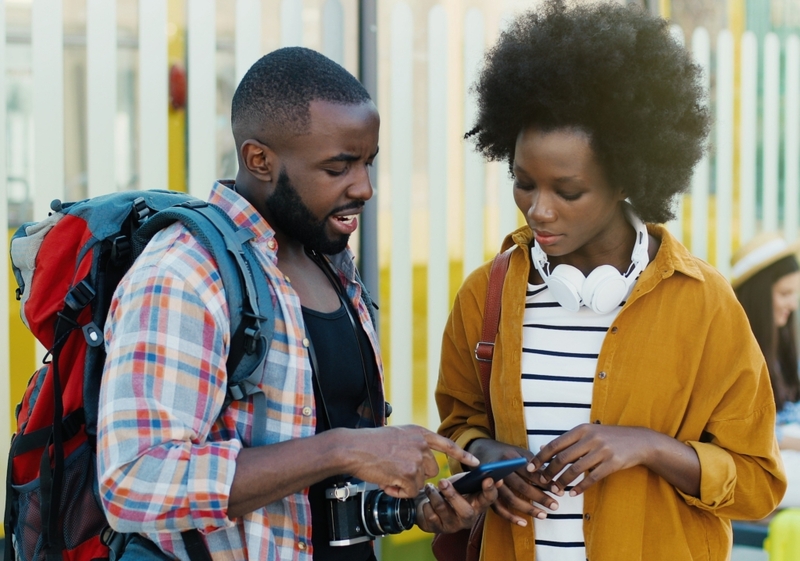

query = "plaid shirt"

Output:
[[97, 181, 384, 560]]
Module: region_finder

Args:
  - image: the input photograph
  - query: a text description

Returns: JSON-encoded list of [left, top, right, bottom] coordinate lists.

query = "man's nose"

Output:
[[349, 165, 374, 201]]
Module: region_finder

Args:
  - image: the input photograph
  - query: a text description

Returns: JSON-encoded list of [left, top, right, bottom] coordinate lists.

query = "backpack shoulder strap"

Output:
[[133, 200, 274, 447]]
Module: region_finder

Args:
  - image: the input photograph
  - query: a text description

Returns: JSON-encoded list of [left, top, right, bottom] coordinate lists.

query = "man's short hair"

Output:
[[231, 47, 371, 141]]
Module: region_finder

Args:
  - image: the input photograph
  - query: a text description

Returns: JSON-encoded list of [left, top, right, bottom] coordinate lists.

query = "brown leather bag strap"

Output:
[[473, 249, 512, 438]]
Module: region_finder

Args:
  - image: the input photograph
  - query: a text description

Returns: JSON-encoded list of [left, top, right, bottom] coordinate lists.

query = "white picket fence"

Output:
[[1, 0, 800, 518]]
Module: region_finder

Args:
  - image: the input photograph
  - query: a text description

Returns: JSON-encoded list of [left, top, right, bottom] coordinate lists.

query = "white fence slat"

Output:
[[498, 163, 517, 240], [236, 0, 262, 84], [496, 16, 518, 239], [462, 8, 485, 277], [187, 0, 216, 197], [281, 0, 304, 48], [785, 35, 800, 242], [667, 24, 685, 241], [322, 0, 345, 66], [32, 0, 64, 219], [426, 4, 448, 430], [690, 26, 710, 260], [87, 0, 116, 197], [389, 2, 414, 426], [740, 31, 758, 243], [0, 0, 10, 516], [715, 30, 734, 275], [139, 0, 168, 192], [763, 32, 780, 233]]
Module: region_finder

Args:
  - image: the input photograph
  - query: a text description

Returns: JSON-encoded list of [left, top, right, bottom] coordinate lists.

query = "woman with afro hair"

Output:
[[435, 2, 786, 560]]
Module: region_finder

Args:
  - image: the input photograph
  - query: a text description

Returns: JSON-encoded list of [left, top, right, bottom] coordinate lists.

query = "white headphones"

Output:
[[530, 204, 650, 314]]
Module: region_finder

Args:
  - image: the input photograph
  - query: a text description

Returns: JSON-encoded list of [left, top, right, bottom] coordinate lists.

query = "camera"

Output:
[[325, 479, 416, 546]]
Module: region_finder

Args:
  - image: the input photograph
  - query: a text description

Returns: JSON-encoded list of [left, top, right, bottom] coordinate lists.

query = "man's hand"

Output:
[[467, 439, 556, 527], [229, 424, 477, 519], [415, 475, 498, 534], [347, 425, 479, 500]]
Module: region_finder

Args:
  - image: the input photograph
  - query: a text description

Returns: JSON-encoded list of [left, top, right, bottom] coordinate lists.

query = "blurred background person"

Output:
[[733, 232, 800, 509]]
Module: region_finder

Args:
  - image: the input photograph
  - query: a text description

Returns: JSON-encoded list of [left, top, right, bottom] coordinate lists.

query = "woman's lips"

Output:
[[534, 231, 562, 246]]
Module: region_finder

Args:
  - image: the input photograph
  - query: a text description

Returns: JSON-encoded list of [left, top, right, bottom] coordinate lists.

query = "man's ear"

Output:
[[240, 139, 276, 182]]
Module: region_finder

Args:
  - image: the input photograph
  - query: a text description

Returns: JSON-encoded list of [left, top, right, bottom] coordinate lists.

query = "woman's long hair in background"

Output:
[[736, 255, 800, 411]]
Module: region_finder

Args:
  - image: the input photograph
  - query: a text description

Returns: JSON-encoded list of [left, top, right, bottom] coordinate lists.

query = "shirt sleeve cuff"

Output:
[[677, 441, 736, 510], [187, 438, 243, 531], [448, 428, 493, 475]]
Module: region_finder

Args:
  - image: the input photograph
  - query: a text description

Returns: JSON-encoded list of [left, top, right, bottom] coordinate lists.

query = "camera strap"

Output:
[[305, 248, 381, 429]]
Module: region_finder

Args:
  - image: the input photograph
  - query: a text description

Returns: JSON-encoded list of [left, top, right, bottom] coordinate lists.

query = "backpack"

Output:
[[3, 190, 279, 561]]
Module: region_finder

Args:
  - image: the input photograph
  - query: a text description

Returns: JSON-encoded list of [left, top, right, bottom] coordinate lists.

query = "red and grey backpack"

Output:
[[4, 190, 276, 561]]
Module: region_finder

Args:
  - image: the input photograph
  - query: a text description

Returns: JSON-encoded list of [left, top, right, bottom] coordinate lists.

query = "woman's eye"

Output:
[[560, 192, 582, 201], [514, 180, 535, 191]]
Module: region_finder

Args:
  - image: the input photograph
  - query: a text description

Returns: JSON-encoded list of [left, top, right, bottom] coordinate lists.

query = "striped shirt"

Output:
[[98, 181, 384, 561], [522, 282, 622, 561]]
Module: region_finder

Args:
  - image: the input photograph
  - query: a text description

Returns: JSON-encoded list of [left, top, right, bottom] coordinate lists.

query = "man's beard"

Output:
[[264, 168, 356, 255]]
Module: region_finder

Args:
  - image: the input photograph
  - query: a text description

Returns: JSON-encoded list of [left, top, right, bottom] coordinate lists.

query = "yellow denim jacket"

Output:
[[436, 224, 786, 561]]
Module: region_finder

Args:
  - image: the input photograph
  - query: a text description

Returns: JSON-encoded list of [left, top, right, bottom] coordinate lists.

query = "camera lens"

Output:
[[363, 490, 416, 536]]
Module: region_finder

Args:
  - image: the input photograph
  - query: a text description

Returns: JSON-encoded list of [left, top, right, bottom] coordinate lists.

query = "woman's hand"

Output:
[[415, 476, 498, 533], [531, 424, 700, 498], [468, 439, 559, 527]]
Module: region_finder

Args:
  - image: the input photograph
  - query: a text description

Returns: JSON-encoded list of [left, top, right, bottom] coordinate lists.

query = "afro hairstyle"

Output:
[[231, 47, 371, 142], [468, 0, 710, 223]]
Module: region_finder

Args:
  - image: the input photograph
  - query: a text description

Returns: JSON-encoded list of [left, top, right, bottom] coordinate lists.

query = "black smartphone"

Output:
[[451, 457, 528, 495]]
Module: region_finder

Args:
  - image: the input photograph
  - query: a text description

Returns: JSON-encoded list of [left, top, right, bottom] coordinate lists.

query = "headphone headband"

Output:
[[530, 202, 649, 314]]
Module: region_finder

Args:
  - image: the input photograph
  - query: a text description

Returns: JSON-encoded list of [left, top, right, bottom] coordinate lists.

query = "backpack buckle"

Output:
[[111, 235, 131, 263], [243, 326, 260, 354], [65, 280, 96, 311], [132, 197, 150, 223]]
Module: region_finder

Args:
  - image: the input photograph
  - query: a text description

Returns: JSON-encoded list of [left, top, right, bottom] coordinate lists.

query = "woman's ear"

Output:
[[240, 139, 276, 182]]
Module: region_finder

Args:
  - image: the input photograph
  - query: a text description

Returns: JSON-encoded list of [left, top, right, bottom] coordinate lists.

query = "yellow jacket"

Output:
[[436, 224, 786, 561]]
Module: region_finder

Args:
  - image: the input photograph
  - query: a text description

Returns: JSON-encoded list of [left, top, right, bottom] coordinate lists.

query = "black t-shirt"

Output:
[[302, 302, 379, 561]]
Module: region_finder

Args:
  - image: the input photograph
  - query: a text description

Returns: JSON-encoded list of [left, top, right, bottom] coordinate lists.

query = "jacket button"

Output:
[[598, 371, 607, 380], [610, 326, 618, 334], [594, 420, 601, 424], [584, 513, 591, 520]]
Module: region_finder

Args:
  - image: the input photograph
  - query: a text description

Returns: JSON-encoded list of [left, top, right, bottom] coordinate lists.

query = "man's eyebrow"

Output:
[[325, 147, 380, 163]]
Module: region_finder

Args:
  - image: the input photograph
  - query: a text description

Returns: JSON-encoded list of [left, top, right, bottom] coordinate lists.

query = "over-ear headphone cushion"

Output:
[[581, 265, 628, 314], [547, 264, 586, 312]]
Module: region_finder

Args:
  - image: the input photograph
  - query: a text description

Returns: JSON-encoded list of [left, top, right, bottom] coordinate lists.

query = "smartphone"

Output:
[[451, 457, 528, 495]]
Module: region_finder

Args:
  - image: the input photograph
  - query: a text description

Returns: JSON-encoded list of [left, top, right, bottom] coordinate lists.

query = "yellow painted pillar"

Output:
[[168, 0, 187, 193], [729, 0, 746, 250], [7, 231, 36, 433], [659, 0, 671, 19]]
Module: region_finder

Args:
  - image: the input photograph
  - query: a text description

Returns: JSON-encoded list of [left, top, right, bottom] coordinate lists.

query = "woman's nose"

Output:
[[530, 191, 556, 223]]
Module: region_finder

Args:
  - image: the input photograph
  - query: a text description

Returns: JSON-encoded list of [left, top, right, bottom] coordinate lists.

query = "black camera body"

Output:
[[325, 479, 416, 546]]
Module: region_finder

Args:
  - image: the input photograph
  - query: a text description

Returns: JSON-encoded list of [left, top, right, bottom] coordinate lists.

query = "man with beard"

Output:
[[97, 47, 496, 561]]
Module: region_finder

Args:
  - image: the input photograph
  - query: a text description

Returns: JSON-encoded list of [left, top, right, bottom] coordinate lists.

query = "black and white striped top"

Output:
[[522, 282, 622, 561]]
